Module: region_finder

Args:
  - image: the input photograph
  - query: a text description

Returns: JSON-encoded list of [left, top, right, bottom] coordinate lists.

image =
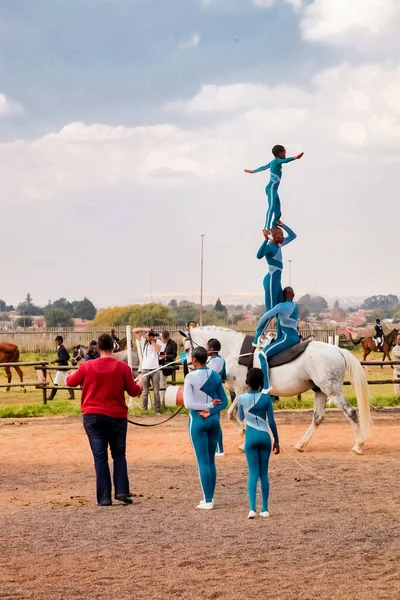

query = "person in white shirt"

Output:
[[393, 334, 400, 397], [133, 328, 162, 414]]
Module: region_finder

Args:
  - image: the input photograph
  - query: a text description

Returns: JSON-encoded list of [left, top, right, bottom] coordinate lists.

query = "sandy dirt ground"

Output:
[[1, 410, 400, 600]]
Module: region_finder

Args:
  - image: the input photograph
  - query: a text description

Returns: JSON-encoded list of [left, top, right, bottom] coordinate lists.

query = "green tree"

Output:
[[215, 298, 227, 313], [73, 297, 97, 320], [15, 316, 34, 327], [45, 309, 74, 327], [45, 297, 73, 314], [297, 302, 310, 321], [172, 304, 200, 326], [17, 293, 42, 316], [168, 299, 178, 308], [129, 303, 174, 327], [203, 310, 228, 326]]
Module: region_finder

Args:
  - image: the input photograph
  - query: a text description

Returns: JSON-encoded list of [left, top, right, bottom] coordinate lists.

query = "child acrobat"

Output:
[[244, 145, 304, 230]]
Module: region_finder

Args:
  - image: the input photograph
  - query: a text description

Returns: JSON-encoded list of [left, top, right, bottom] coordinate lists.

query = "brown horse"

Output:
[[0, 343, 25, 391], [352, 328, 399, 365]]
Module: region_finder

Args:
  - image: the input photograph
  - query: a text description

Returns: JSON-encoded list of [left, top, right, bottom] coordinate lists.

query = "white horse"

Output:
[[181, 326, 371, 454]]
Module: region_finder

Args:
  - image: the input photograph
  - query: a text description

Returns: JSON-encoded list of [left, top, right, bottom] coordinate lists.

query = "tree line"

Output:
[[0, 294, 97, 327]]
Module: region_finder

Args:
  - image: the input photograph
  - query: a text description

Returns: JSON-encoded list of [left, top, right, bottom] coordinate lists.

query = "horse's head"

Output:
[[179, 329, 196, 371], [71, 345, 86, 366]]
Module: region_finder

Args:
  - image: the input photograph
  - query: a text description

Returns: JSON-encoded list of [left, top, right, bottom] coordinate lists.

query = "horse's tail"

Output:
[[351, 336, 363, 346], [338, 348, 371, 438]]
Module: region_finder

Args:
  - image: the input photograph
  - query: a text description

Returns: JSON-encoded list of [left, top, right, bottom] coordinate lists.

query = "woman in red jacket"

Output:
[[66, 333, 143, 506]]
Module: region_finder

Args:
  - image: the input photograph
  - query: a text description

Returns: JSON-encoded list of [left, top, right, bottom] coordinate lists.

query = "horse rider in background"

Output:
[[374, 319, 384, 350]]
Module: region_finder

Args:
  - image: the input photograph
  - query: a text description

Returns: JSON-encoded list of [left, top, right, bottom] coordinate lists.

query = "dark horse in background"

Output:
[[0, 343, 25, 391], [352, 328, 399, 365]]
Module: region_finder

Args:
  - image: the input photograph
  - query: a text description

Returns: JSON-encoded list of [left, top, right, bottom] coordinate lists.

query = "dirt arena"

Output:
[[1, 410, 400, 600]]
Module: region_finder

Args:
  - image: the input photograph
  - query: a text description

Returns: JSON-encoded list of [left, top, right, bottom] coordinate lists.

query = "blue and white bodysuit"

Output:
[[238, 391, 279, 513], [252, 157, 295, 229], [254, 301, 300, 390], [257, 224, 296, 313], [208, 354, 228, 455], [184, 367, 228, 503]]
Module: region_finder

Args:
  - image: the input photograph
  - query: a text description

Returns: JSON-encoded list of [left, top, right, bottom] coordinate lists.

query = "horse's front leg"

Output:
[[294, 391, 327, 452], [4, 366, 11, 392]]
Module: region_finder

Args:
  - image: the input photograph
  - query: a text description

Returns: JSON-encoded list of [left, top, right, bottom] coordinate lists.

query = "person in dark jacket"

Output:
[[85, 340, 101, 361], [49, 335, 74, 400], [374, 319, 384, 349], [159, 331, 178, 403]]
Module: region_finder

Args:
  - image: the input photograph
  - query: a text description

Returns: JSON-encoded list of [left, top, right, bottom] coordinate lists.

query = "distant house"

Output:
[[72, 318, 88, 330]]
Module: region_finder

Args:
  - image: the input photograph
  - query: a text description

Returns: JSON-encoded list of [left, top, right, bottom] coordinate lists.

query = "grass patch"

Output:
[[0, 401, 82, 419]]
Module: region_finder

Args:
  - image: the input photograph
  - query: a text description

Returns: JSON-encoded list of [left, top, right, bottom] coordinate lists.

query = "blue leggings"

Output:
[[259, 330, 299, 390], [262, 269, 283, 313], [189, 412, 220, 502], [245, 426, 271, 512], [265, 181, 281, 230]]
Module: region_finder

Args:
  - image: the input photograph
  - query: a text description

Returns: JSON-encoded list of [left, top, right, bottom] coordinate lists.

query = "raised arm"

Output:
[[266, 395, 279, 446], [183, 376, 213, 411], [244, 162, 271, 174], [276, 152, 303, 165], [280, 223, 297, 246], [257, 230, 274, 259], [208, 379, 228, 416]]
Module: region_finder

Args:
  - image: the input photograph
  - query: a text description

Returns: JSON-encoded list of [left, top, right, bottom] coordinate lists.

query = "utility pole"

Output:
[[150, 274, 153, 303], [200, 234, 205, 326]]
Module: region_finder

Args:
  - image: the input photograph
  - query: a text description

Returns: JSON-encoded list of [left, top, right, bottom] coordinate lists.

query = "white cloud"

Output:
[[2, 62, 400, 209], [178, 33, 201, 50], [254, 0, 302, 8], [0, 92, 23, 116], [299, 0, 400, 43]]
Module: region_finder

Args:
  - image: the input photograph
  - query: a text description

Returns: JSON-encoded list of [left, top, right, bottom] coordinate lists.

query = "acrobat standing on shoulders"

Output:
[[257, 220, 296, 313], [244, 145, 303, 229]]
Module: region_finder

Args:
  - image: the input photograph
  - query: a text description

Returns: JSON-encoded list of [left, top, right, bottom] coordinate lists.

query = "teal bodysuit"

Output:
[[238, 391, 279, 512], [252, 157, 295, 229]]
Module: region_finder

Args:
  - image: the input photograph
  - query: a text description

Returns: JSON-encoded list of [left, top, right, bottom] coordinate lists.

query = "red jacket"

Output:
[[66, 357, 141, 419]]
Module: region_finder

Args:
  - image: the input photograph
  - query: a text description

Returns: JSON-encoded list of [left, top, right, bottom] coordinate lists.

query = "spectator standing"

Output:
[[159, 330, 178, 404], [49, 335, 74, 400], [133, 328, 162, 414], [66, 334, 142, 506], [393, 333, 400, 396], [85, 340, 101, 361]]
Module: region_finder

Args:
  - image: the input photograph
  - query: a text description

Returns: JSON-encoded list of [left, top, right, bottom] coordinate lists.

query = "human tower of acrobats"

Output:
[[244, 144, 304, 392]]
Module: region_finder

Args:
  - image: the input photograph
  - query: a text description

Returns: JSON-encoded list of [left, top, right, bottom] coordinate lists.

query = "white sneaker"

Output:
[[215, 451, 225, 457], [196, 501, 214, 510], [248, 510, 257, 519], [260, 511, 270, 518]]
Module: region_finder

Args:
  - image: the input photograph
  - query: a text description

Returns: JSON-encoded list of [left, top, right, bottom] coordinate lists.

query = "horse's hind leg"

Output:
[[294, 391, 327, 452], [14, 366, 25, 393], [4, 366, 12, 392], [329, 392, 364, 455]]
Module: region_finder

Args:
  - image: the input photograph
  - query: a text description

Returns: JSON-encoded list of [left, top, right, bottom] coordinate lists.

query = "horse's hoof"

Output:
[[351, 445, 363, 455], [294, 443, 305, 452]]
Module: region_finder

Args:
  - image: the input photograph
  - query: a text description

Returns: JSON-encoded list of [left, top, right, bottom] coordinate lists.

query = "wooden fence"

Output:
[[0, 326, 337, 353]]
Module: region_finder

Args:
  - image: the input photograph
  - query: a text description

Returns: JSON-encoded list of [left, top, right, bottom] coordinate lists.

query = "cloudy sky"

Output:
[[2, 0, 400, 308]]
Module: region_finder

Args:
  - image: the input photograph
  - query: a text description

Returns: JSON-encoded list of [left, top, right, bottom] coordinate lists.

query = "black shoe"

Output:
[[48, 384, 58, 401], [115, 495, 133, 504], [69, 394, 75, 400], [97, 501, 112, 506]]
